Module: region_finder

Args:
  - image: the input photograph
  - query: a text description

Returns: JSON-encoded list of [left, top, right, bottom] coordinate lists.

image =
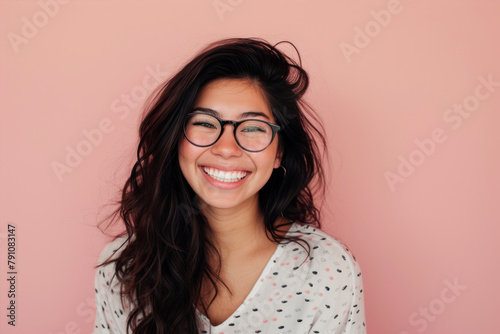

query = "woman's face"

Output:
[[178, 78, 281, 213]]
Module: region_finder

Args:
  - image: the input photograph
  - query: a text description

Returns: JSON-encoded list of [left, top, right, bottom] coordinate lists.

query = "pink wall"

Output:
[[1, 1, 499, 333]]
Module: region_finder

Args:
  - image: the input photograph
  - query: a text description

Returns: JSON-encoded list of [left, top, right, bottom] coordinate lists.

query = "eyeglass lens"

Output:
[[184, 113, 274, 151]]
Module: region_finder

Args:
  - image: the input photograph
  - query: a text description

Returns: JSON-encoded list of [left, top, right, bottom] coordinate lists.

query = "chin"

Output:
[[197, 193, 258, 212]]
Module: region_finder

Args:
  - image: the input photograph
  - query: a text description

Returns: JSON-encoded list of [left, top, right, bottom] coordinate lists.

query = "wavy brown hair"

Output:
[[97, 37, 328, 333]]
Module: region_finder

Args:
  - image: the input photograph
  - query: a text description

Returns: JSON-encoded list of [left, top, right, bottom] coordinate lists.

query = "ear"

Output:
[[273, 148, 283, 169]]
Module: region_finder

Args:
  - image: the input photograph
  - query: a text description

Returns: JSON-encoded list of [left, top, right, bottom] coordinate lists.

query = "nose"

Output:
[[210, 124, 242, 158]]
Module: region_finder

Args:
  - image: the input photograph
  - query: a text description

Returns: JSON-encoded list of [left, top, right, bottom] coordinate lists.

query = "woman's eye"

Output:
[[241, 126, 266, 133], [193, 121, 217, 128]]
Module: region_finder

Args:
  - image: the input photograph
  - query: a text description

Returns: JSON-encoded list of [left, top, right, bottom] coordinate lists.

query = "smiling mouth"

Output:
[[201, 166, 248, 183]]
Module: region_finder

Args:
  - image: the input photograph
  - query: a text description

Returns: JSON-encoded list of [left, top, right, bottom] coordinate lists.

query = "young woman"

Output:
[[93, 37, 366, 333]]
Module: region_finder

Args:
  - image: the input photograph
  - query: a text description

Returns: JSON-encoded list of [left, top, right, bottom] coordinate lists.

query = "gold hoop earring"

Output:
[[280, 165, 286, 177]]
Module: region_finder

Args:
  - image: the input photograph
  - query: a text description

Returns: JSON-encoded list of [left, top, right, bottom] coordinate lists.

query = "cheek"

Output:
[[257, 147, 280, 173], [178, 139, 195, 175]]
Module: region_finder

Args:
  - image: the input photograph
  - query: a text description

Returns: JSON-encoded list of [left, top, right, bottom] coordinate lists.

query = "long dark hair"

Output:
[[97, 37, 327, 333]]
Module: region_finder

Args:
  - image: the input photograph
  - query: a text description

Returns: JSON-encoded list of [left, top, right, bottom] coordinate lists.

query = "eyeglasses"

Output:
[[183, 112, 281, 152]]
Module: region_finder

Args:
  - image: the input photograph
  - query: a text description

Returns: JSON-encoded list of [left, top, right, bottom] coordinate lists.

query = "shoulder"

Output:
[[94, 235, 134, 333], [94, 234, 132, 292], [281, 223, 366, 330], [283, 222, 363, 283], [94, 234, 134, 307], [288, 222, 360, 264], [97, 234, 132, 265]]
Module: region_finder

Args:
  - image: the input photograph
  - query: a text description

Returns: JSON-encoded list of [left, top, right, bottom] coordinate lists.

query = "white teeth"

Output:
[[202, 167, 247, 183]]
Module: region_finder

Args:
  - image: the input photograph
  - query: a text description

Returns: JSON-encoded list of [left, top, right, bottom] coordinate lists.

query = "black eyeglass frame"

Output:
[[183, 112, 281, 152]]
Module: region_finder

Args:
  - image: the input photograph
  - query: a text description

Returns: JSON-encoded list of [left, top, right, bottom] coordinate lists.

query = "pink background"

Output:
[[1, 1, 499, 333]]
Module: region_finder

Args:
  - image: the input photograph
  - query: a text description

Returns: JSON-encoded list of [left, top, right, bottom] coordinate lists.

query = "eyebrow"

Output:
[[192, 107, 270, 120]]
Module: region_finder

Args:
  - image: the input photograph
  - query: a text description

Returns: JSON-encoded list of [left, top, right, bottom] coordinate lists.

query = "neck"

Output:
[[200, 196, 267, 259]]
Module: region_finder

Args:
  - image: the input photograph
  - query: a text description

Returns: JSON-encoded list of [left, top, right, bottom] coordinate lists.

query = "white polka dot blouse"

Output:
[[93, 222, 367, 333]]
